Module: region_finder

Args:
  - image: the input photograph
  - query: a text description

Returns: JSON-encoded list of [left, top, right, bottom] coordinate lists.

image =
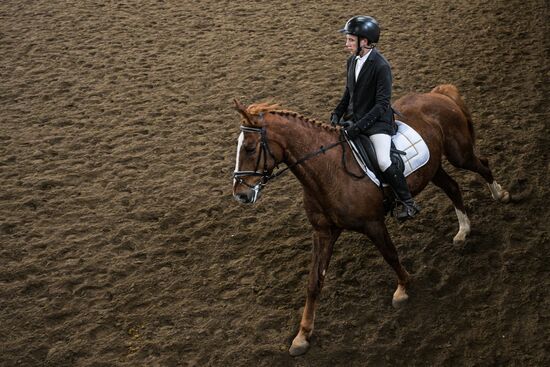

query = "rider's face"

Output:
[[345, 34, 369, 55]]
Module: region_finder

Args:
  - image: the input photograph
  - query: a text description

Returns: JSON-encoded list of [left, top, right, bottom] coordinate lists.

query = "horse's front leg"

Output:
[[364, 220, 411, 308], [289, 226, 341, 356]]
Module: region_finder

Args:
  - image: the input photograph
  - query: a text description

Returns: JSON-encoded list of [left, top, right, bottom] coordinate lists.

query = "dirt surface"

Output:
[[1, 1, 548, 366]]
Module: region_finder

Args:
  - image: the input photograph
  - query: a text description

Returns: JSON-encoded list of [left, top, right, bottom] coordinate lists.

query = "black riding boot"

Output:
[[382, 163, 421, 221]]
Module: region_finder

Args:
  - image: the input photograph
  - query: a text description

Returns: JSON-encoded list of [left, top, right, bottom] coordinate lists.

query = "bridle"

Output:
[[233, 126, 276, 195], [233, 125, 347, 199]]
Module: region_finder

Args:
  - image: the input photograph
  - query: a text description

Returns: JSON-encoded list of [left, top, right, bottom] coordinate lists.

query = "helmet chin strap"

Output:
[[356, 37, 376, 57]]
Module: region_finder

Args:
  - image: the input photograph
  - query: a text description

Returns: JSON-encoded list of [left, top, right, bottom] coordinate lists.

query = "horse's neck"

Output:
[[268, 119, 339, 190], [269, 119, 328, 158]]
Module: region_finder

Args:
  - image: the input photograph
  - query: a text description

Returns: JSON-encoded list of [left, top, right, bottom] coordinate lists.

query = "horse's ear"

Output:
[[233, 98, 252, 124], [233, 98, 247, 111]]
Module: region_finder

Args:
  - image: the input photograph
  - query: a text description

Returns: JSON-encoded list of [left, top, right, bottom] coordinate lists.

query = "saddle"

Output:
[[345, 120, 430, 187], [353, 136, 405, 184]]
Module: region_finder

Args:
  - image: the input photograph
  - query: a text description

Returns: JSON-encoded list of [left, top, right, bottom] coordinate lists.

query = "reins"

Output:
[[270, 138, 345, 180], [233, 126, 365, 190], [340, 135, 367, 179]]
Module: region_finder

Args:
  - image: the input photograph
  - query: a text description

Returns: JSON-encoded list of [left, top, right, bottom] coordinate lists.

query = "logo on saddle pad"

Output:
[[347, 121, 430, 186]]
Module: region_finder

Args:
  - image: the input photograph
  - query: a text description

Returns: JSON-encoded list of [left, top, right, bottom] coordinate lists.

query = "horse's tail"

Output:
[[431, 84, 476, 144]]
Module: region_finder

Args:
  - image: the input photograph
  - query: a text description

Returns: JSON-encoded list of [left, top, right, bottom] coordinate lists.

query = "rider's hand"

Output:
[[330, 112, 340, 126], [339, 120, 353, 128], [344, 124, 361, 139]]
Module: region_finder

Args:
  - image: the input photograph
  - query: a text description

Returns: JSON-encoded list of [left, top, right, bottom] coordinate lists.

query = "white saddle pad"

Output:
[[348, 120, 430, 186]]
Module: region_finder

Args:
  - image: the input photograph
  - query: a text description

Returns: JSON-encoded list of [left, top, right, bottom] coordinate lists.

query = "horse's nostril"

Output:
[[235, 192, 249, 203]]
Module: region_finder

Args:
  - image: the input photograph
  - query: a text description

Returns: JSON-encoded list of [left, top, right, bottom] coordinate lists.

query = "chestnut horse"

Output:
[[232, 84, 509, 356]]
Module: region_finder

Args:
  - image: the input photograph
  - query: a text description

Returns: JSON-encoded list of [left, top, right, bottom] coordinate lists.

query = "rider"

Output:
[[330, 15, 420, 220]]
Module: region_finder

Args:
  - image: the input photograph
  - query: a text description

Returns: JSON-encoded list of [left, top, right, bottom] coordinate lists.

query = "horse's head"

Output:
[[232, 99, 285, 204]]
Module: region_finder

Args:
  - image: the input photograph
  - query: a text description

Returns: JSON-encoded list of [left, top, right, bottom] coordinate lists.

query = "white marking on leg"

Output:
[[322, 269, 326, 277], [487, 180, 510, 202], [487, 181, 502, 200], [453, 208, 471, 243]]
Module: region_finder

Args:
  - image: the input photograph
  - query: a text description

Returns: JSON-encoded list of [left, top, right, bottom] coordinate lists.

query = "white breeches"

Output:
[[369, 133, 392, 172]]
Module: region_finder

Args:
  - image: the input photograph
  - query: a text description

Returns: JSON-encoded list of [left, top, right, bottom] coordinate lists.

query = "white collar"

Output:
[[355, 49, 372, 62]]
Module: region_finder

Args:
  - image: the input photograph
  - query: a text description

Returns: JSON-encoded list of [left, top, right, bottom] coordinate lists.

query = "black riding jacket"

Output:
[[333, 48, 395, 135]]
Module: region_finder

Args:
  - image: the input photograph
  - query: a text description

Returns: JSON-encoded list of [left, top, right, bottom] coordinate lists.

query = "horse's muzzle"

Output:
[[233, 185, 262, 204], [234, 192, 250, 203]]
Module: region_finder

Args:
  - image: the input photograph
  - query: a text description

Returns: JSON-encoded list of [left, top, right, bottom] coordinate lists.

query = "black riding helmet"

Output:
[[340, 16, 380, 55]]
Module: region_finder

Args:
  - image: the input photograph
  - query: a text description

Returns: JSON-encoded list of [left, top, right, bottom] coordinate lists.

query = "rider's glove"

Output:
[[339, 120, 353, 128], [344, 124, 361, 139], [330, 112, 341, 126]]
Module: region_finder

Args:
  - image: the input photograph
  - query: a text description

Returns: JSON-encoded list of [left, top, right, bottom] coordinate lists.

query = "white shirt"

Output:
[[355, 49, 372, 81]]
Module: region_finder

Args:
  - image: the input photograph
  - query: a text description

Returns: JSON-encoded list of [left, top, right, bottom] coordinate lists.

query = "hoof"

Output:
[[499, 191, 510, 203], [392, 293, 409, 308], [453, 233, 467, 245], [392, 286, 409, 308], [289, 340, 310, 356], [489, 182, 510, 203], [453, 237, 465, 245]]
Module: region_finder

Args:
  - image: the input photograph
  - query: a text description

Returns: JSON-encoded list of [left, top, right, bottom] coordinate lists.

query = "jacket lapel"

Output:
[[356, 48, 377, 84], [348, 57, 357, 90]]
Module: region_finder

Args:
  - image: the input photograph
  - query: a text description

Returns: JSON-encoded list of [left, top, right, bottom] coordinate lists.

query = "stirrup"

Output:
[[393, 201, 420, 221]]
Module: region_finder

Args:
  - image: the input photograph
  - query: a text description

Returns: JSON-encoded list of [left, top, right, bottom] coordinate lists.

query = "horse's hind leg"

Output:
[[364, 220, 410, 308], [478, 156, 510, 202], [432, 166, 471, 244], [447, 150, 510, 203]]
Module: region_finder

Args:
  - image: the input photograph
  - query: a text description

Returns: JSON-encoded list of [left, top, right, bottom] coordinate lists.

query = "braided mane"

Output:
[[245, 102, 338, 132]]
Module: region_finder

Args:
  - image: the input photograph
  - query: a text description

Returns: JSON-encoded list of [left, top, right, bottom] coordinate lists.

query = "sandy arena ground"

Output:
[[1, 0, 548, 366]]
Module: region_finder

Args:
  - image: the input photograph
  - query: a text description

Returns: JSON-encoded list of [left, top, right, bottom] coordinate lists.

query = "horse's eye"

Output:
[[244, 145, 256, 153]]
